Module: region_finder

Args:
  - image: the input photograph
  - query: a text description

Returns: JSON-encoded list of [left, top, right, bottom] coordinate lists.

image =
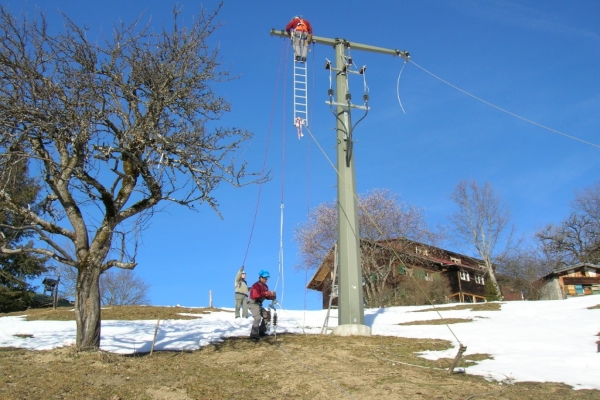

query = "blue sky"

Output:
[[7, 1, 600, 310]]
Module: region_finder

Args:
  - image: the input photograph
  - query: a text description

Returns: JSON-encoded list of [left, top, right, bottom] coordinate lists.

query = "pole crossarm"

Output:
[[270, 29, 410, 60]]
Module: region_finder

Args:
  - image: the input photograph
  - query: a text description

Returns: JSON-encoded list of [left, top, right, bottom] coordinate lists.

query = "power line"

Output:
[[408, 60, 600, 150]]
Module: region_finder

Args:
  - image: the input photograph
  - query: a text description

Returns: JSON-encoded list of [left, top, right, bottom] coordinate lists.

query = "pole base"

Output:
[[332, 324, 371, 336]]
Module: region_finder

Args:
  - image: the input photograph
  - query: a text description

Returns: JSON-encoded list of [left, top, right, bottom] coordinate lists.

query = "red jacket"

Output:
[[285, 18, 313, 35], [249, 281, 273, 302]]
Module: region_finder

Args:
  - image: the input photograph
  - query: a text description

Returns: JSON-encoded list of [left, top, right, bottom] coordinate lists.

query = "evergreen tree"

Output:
[[0, 147, 47, 312], [484, 278, 501, 302]]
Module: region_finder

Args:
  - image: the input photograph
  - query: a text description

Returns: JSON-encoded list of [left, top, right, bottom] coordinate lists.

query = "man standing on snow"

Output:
[[234, 266, 249, 318], [247, 269, 276, 339]]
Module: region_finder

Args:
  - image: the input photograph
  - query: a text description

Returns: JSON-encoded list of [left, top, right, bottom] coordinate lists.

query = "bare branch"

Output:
[[0, 3, 261, 349], [449, 180, 511, 299]]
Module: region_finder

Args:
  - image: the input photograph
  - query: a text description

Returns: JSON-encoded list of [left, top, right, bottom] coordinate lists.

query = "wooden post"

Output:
[[150, 319, 160, 356], [449, 344, 467, 374]]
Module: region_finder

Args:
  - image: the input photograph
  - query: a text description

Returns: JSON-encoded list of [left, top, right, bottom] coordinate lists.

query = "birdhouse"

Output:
[[42, 277, 58, 293]]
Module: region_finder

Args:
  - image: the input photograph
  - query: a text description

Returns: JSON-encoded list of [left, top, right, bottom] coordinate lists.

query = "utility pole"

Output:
[[270, 29, 409, 336]]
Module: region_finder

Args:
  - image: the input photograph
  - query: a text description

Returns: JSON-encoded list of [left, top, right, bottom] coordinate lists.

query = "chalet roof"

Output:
[[306, 238, 486, 291], [539, 262, 600, 280]]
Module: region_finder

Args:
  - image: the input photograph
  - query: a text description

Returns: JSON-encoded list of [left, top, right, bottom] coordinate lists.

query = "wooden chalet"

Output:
[[306, 238, 490, 308], [538, 263, 600, 300]]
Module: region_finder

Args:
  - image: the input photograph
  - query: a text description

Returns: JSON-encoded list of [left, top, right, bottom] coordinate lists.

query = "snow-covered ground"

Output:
[[1, 296, 599, 390]]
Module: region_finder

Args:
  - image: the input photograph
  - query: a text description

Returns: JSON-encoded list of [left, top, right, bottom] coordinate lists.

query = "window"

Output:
[[460, 271, 470, 281], [414, 269, 428, 280], [474, 275, 485, 285], [415, 247, 429, 256], [451, 257, 461, 264]]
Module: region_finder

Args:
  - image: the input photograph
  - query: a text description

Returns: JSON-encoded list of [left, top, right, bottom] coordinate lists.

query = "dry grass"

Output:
[[1, 305, 221, 321], [400, 318, 473, 326], [1, 306, 599, 399], [587, 304, 600, 310], [413, 302, 503, 312]]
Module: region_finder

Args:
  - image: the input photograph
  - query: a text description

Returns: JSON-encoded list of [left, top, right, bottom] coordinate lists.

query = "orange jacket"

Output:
[[285, 18, 313, 35]]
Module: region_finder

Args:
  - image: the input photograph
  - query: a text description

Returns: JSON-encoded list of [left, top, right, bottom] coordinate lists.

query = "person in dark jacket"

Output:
[[248, 269, 276, 339], [234, 266, 249, 318], [285, 16, 313, 62]]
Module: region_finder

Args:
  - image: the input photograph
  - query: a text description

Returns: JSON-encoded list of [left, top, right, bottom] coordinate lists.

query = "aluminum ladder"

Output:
[[321, 243, 338, 334], [293, 60, 308, 136]]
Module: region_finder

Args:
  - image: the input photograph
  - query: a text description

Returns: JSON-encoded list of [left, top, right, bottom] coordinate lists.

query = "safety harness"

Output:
[[294, 19, 308, 32]]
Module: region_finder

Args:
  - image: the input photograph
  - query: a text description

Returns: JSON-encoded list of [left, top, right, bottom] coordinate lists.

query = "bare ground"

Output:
[[1, 306, 599, 400]]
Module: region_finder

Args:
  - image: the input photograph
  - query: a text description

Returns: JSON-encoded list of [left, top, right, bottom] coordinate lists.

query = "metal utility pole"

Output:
[[270, 29, 409, 335]]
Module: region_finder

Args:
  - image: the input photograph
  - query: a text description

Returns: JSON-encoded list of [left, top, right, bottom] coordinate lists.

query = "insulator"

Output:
[[328, 89, 334, 96], [346, 93, 351, 101], [273, 314, 278, 327], [265, 310, 271, 322]]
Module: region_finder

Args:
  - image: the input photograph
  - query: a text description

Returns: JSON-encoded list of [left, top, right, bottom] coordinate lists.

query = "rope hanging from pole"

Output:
[[241, 40, 288, 267]]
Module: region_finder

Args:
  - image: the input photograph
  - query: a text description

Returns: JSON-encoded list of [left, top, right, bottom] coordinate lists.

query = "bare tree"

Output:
[[449, 180, 512, 300], [0, 5, 261, 350], [495, 245, 553, 300], [100, 269, 150, 306], [295, 188, 440, 305], [58, 265, 150, 306], [536, 182, 600, 266]]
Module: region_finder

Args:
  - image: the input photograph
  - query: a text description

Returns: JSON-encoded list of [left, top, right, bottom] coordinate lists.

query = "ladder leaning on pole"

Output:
[[293, 59, 308, 139], [321, 243, 339, 334]]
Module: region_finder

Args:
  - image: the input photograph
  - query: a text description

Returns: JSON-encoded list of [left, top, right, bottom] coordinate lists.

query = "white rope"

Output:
[[278, 202, 285, 305], [396, 60, 408, 114]]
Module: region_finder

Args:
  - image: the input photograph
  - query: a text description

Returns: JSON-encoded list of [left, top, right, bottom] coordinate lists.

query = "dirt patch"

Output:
[[1, 334, 598, 399]]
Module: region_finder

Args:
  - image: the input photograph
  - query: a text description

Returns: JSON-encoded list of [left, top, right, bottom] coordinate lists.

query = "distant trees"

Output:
[[537, 182, 600, 266], [295, 188, 441, 306], [0, 147, 47, 312], [0, 5, 261, 349], [495, 246, 552, 300], [101, 269, 150, 306], [59, 266, 150, 306], [449, 180, 512, 300], [295, 188, 438, 270]]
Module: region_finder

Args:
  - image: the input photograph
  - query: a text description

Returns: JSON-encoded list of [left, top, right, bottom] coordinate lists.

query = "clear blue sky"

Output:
[[7, 1, 599, 310]]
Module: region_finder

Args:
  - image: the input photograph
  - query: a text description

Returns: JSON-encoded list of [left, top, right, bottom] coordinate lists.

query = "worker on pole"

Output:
[[285, 16, 313, 62]]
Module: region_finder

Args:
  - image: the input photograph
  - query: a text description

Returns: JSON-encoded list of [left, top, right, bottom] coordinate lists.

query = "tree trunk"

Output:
[[75, 266, 102, 351]]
